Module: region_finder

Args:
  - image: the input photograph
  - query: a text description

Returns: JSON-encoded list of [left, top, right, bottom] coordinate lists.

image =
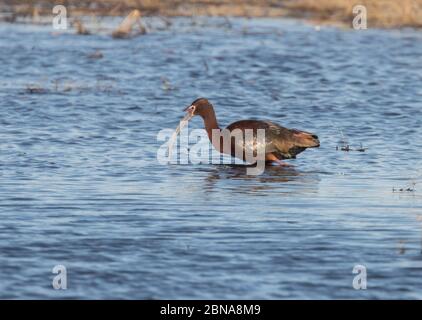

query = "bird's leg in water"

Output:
[[265, 153, 292, 167]]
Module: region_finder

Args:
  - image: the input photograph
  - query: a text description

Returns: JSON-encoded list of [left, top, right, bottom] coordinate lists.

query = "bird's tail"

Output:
[[291, 129, 320, 148]]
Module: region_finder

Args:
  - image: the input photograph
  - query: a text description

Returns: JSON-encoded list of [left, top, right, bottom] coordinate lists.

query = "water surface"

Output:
[[1, 17, 422, 299]]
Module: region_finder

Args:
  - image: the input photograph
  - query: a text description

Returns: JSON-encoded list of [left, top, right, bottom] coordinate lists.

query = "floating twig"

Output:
[[336, 143, 367, 152], [26, 84, 46, 94], [74, 19, 91, 35], [87, 50, 103, 59], [203, 60, 209, 73], [356, 143, 367, 152], [393, 182, 416, 193], [112, 10, 146, 39], [332, 122, 367, 152]]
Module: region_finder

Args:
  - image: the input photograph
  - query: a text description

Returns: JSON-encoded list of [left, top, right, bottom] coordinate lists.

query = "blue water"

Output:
[[1, 17, 422, 299]]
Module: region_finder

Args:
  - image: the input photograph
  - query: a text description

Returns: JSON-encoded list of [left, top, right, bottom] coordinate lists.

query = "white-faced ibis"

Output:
[[183, 98, 320, 166]]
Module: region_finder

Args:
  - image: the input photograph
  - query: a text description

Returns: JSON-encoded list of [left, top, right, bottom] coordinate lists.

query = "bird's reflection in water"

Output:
[[199, 163, 321, 196]]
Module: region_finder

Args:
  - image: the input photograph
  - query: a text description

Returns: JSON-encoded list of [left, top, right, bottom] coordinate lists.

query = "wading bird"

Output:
[[183, 98, 320, 166]]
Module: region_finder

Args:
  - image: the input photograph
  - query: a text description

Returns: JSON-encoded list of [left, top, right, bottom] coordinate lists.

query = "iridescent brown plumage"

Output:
[[184, 98, 320, 166]]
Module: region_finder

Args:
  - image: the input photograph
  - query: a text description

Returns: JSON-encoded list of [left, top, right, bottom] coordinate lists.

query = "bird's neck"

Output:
[[200, 109, 221, 149]]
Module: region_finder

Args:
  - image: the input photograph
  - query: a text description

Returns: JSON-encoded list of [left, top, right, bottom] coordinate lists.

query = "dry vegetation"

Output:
[[1, 0, 421, 28], [286, 0, 422, 28]]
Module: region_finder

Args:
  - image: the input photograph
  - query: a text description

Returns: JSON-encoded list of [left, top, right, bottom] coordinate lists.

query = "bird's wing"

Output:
[[225, 120, 317, 160], [261, 121, 294, 154], [225, 120, 284, 155]]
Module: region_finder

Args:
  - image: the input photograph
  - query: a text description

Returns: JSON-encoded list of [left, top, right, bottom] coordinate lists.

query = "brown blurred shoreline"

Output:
[[1, 0, 421, 28]]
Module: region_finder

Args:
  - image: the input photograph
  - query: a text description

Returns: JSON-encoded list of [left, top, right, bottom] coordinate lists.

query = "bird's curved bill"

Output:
[[168, 106, 194, 160]]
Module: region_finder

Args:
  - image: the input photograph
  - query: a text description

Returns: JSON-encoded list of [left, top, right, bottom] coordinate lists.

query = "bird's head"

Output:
[[184, 98, 214, 118]]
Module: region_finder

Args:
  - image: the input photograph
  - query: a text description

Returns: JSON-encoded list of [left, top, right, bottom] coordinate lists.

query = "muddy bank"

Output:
[[1, 0, 421, 28], [1, 0, 288, 18]]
